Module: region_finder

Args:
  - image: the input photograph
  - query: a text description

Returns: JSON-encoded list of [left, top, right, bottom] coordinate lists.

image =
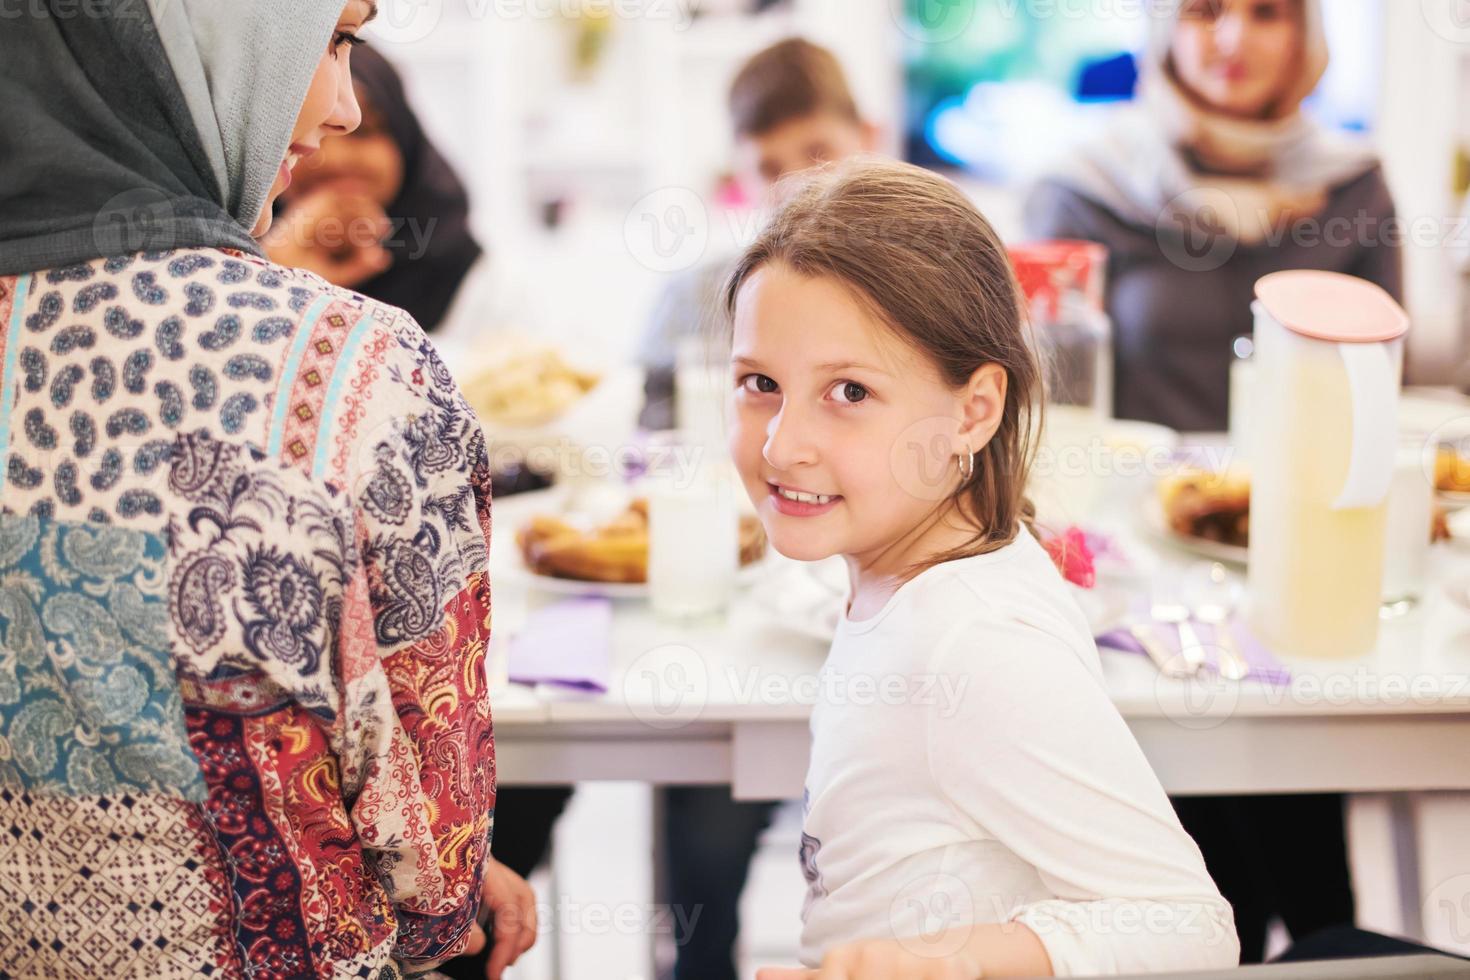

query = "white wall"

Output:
[[1377, 0, 1469, 383], [370, 1, 1468, 382]]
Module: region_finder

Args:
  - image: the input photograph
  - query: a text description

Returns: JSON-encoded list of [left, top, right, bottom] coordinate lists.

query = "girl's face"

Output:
[[251, 0, 374, 237], [1171, 0, 1303, 120], [728, 263, 998, 567]]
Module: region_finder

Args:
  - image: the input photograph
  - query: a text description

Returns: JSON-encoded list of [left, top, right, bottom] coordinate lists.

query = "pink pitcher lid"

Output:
[[1254, 270, 1409, 343]]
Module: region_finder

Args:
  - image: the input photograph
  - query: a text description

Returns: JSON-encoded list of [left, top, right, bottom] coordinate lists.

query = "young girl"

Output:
[[725, 161, 1240, 978]]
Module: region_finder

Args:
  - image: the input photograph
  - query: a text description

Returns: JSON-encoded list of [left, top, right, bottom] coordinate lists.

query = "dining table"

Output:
[[483, 408, 1470, 955]]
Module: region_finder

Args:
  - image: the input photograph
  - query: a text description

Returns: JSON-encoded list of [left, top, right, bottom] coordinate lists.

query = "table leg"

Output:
[[1413, 791, 1470, 956], [1348, 794, 1423, 940]]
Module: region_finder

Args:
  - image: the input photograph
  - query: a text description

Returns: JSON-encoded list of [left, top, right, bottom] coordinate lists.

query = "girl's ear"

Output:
[[957, 362, 1007, 454]]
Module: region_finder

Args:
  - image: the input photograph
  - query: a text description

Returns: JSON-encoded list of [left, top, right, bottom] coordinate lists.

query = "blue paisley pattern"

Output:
[[0, 513, 202, 799], [166, 431, 353, 719], [0, 247, 496, 977]]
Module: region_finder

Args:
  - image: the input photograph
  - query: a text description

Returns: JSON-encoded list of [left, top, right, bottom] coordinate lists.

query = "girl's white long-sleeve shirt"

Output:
[[798, 528, 1241, 975]]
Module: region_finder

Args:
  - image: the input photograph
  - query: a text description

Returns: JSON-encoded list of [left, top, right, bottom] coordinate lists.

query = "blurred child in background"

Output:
[[638, 37, 878, 429], [639, 37, 880, 980]]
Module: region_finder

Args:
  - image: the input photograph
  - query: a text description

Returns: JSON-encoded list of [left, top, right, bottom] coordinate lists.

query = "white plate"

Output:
[[1447, 507, 1470, 549], [506, 555, 773, 600], [1399, 391, 1470, 436], [1141, 497, 1249, 566], [745, 555, 847, 642], [1101, 418, 1180, 454], [1439, 489, 1470, 512]]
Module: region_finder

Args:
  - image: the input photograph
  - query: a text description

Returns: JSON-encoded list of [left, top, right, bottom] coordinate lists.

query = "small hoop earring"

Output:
[[957, 450, 975, 482]]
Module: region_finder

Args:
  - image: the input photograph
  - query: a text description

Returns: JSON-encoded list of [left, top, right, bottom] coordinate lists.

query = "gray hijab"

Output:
[[0, 0, 344, 276]]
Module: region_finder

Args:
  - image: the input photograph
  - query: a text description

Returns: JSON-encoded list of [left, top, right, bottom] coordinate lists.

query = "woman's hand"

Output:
[[461, 856, 539, 979]]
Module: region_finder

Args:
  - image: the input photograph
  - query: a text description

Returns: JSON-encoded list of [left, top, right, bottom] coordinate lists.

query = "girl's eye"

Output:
[[740, 374, 779, 395], [332, 30, 367, 55], [829, 381, 869, 404]]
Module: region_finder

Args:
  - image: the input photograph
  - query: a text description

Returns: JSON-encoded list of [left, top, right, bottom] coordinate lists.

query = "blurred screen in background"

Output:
[[902, 0, 1384, 182]]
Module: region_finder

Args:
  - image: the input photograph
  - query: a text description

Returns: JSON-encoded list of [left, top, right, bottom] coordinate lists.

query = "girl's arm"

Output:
[[924, 615, 1241, 977], [759, 922, 1053, 979]]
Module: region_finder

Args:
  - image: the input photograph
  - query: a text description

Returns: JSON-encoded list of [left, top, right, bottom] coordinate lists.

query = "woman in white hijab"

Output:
[[1025, 0, 1401, 433], [0, 2, 533, 976], [1026, 0, 1391, 966]]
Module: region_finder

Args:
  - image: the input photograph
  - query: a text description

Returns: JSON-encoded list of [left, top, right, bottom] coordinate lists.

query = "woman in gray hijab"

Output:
[[1026, 0, 1395, 965], [1025, 0, 1400, 433], [0, 2, 533, 976]]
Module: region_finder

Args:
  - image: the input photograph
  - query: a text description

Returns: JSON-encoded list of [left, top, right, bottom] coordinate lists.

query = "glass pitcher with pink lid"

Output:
[[1247, 271, 1410, 660]]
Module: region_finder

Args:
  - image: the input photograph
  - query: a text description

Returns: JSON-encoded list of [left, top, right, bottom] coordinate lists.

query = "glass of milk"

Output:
[[1381, 438, 1436, 616], [643, 431, 739, 621]]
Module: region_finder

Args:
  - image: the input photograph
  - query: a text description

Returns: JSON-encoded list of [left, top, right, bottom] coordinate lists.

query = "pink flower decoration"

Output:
[[1042, 525, 1096, 589]]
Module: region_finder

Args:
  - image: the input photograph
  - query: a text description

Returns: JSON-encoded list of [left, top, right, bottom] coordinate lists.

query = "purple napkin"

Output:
[[508, 596, 612, 692], [1097, 617, 1292, 685]]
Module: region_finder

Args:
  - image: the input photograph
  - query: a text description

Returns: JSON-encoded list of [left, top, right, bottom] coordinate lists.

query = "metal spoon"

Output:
[[1125, 619, 1196, 679], [1150, 576, 1207, 674], [1182, 561, 1250, 681]]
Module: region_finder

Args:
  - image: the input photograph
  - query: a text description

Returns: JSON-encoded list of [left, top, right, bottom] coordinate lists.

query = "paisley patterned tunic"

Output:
[[0, 247, 495, 978]]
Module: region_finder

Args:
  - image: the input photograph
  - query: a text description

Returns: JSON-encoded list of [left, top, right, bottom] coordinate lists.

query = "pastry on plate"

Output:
[[1157, 469, 1250, 548], [1435, 447, 1470, 495], [1159, 467, 1456, 549], [517, 499, 768, 584], [460, 345, 600, 428]]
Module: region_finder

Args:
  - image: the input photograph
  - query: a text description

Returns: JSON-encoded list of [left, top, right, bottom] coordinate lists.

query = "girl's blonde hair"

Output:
[[722, 159, 1042, 570]]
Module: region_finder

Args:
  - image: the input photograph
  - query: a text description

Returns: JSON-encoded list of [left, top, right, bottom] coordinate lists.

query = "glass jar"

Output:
[[1246, 271, 1409, 660]]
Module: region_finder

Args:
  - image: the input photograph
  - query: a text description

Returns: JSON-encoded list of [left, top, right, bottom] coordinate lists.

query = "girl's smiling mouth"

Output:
[[768, 481, 843, 517]]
